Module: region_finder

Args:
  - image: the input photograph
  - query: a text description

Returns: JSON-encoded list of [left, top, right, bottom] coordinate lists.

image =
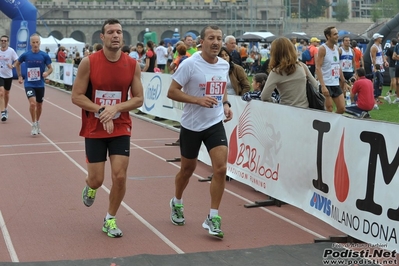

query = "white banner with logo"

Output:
[[47, 62, 76, 86], [216, 97, 399, 251], [62, 72, 399, 250]]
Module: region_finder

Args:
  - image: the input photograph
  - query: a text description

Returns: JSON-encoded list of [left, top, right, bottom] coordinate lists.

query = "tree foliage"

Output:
[[335, 0, 349, 22], [294, 0, 330, 20], [373, 0, 399, 19]]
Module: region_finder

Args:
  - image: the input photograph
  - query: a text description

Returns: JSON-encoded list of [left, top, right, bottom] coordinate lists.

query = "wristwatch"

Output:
[[98, 107, 105, 114], [223, 101, 231, 108]]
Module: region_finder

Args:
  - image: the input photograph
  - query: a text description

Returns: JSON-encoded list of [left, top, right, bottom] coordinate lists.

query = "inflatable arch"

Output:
[[1, 0, 37, 78], [364, 13, 399, 74], [0, 0, 37, 55]]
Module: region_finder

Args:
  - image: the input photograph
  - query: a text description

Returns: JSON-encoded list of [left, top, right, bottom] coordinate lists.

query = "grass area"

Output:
[[369, 86, 398, 124]]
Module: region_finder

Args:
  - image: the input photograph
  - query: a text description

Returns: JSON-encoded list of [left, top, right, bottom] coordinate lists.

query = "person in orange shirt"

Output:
[[239, 43, 248, 62], [351, 40, 364, 69], [169, 44, 190, 72], [305, 37, 320, 77]]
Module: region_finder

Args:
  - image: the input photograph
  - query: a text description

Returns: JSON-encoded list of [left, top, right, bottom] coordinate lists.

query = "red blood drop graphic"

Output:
[[334, 131, 350, 202], [228, 126, 238, 164]]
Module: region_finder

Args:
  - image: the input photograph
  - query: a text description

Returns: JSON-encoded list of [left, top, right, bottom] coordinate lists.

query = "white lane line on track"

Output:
[[129, 141, 327, 240], [9, 85, 185, 255], [0, 210, 19, 262], [5, 84, 325, 261], [27, 84, 330, 238]]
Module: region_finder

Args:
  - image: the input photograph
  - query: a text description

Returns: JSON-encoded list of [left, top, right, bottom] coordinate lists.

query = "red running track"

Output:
[[0, 81, 343, 263]]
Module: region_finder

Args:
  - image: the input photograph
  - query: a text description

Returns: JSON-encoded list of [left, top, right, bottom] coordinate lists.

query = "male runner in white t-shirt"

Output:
[[167, 25, 232, 238], [0, 35, 18, 121]]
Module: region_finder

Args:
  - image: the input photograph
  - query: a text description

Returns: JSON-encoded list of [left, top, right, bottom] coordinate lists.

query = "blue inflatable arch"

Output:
[[0, 0, 37, 54], [364, 13, 399, 74], [0, 0, 37, 78]]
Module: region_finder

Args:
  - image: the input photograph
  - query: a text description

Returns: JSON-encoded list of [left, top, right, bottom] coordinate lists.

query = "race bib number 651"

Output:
[[205, 75, 227, 107]]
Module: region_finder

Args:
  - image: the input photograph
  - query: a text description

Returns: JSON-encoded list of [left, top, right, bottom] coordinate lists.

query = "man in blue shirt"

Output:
[[15, 33, 53, 135]]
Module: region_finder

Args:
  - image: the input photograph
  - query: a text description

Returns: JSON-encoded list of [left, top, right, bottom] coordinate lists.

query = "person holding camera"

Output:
[[57, 46, 67, 63], [345, 67, 375, 118]]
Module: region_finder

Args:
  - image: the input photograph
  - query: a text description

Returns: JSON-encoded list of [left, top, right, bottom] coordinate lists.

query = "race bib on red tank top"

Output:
[[94, 90, 121, 119]]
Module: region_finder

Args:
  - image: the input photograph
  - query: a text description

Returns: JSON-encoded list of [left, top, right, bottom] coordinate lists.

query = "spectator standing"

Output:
[[183, 35, 196, 55], [155, 41, 168, 73], [166, 42, 174, 72], [218, 47, 250, 96], [73, 51, 82, 66], [393, 34, 399, 103], [373, 64, 384, 109], [224, 35, 242, 66], [384, 38, 397, 100], [129, 46, 139, 60], [57, 46, 67, 63], [305, 37, 320, 77], [261, 37, 318, 108], [351, 40, 364, 70], [240, 43, 248, 63], [315, 26, 346, 114], [136, 42, 146, 70]]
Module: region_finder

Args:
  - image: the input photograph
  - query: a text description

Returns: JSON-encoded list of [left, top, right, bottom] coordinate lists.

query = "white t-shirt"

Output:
[[0, 47, 18, 78], [172, 52, 229, 132], [155, 45, 168, 65], [321, 43, 341, 86]]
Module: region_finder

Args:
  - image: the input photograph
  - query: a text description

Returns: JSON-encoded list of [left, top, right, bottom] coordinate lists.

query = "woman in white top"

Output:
[[261, 37, 318, 108]]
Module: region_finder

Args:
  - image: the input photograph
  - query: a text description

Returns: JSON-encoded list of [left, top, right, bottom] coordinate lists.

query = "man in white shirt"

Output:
[[0, 35, 18, 121], [167, 25, 232, 239], [155, 40, 168, 73]]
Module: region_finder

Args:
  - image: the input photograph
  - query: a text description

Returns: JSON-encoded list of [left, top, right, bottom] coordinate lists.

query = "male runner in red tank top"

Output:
[[71, 18, 144, 238]]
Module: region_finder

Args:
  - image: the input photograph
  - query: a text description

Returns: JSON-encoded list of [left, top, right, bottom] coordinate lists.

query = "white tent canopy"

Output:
[[58, 38, 85, 54], [243, 32, 275, 38], [40, 36, 60, 53]]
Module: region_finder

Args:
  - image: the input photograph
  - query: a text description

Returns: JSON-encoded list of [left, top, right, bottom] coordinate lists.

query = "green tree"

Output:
[[374, 0, 399, 18], [295, 0, 330, 22], [335, 0, 349, 22]]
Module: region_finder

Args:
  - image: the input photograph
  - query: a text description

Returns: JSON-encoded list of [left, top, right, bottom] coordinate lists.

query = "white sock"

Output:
[[173, 197, 182, 205], [105, 213, 115, 220], [209, 209, 218, 218]]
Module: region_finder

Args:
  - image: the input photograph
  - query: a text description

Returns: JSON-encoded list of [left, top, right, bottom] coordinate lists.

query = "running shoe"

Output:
[[393, 98, 399, 104], [170, 198, 185, 225], [1, 112, 6, 122], [384, 95, 392, 104], [82, 185, 97, 207], [202, 215, 224, 238], [31, 123, 38, 135], [102, 218, 123, 238], [36, 121, 41, 134]]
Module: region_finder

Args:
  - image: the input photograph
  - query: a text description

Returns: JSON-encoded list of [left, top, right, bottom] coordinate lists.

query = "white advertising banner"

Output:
[[57, 71, 399, 251], [47, 62, 75, 86], [219, 97, 399, 251], [140, 73, 183, 121]]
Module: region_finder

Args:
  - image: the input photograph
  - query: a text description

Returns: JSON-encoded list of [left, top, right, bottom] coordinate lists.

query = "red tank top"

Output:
[[79, 50, 136, 138]]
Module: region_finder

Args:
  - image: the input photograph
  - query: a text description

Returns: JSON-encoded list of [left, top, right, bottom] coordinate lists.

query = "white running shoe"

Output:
[[36, 121, 41, 134], [384, 95, 392, 104], [393, 98, 399, 104], [373, 104, 379, 110], [31, 122, 38, 135]]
